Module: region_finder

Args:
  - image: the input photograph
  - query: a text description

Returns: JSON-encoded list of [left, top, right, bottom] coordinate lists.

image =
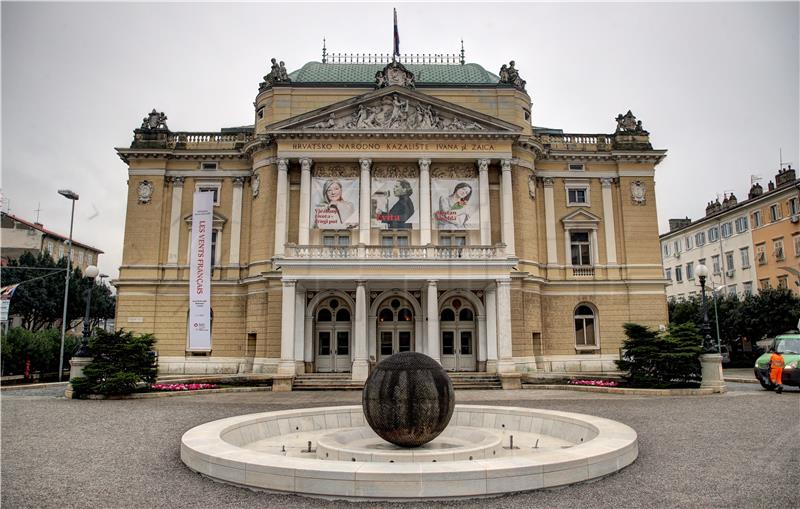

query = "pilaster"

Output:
[[359, 158, 371, 245], [478, 158, 491, 245], [166, 177, 184, 264], [274, 158, 289, 257], [500, 159, 515, 255], [298, 157, 312, 245], [229, 177, 244, 264], [419, 158, 432, 245]]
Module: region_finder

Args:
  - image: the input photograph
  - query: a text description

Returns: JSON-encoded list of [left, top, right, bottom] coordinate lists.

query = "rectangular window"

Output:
[[675, 266, 683, 283], [686, 262, 694, 280], [439, 233, 467, 246], [574, 310, 596, 347], [47, 241, 54, 254], [77, 251, 84, 264], [773, 238, 785, 260], [665, 268, 672, 281], [663, 243, 671, 257], [735, 216, 748, 233], [685, 236, 693, 250], [698, 258, 706, 267], [794, 234, 800, 257], [709, 227, 719, 242], [756, 244, 767, 265], [201, 162, 218, 171], [210, 231, 218, 266], [740, 247, 750, 268], [789, 197, 799, 216], [743, 282, 753, 295], [777, 276, 788, 289], [673, 240, 681, 254], [570, 231, 591, 266], [721, 222, 732, 238], [568, 163, 585, 172], [58, 245, 65, 259], [760, 279, 771, 290], [695, 231, 706, 246], [727, 285, 737, 297], [725, 251, 734, 272], [567, 188, 588, 205], [770, 204, 781, 222], [711, 255, 721, 275], [752, 210, 762, 227], [322, 232, 351, 247], [196, 182, 221, 206]]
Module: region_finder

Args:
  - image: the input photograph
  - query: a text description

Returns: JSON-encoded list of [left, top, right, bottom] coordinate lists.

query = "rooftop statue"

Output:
[[260, 57, 292, 89], [140, 109, 168, 130], [499, 60, 526, 90], [615, 110, 649, 135]]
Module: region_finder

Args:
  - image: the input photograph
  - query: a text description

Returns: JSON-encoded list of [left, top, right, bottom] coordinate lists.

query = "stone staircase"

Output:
[[292, 372, 502, 390]]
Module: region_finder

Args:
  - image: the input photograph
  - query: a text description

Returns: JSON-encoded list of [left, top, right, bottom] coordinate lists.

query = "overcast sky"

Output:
[[2, 1, 798, 279]]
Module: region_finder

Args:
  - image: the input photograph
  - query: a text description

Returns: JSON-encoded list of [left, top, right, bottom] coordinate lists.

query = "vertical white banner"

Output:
[[188, 191, 213, 351]]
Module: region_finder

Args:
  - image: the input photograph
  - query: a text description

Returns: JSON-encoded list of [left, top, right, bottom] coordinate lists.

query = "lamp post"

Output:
[[712, 284, 724, 354], [695, 264, 715, 353], [57, 189, 79, 382], [75, 265, 99, 357]]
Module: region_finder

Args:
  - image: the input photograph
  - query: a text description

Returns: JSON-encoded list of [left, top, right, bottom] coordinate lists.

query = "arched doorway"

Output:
[[315, 297, 352, 372], [376, 297, 415, 362], [440, 297, 476, 371]]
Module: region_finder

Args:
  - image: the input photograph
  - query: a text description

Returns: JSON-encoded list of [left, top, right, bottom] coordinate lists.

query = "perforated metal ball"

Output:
[[362, 352, 455, 448]]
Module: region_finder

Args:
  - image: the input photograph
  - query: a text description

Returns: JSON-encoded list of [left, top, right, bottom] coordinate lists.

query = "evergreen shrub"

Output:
[[616, 322, 702, 388], [70, 329, 157, 396]]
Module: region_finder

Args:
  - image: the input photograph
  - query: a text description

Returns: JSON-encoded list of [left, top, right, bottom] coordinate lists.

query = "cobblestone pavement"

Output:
[[2, 385, 797, 509]]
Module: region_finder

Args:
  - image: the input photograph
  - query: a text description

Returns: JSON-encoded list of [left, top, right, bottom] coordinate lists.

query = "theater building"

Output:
[[115, 52, 669, 385]]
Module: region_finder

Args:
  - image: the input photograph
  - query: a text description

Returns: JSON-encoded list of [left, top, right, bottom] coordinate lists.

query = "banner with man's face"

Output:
[[310, 177, 359, 229], [370, 177, 419, 229], [431, 178, 480, 230]]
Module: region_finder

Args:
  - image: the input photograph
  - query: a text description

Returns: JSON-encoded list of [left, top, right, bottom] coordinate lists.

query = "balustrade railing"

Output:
[[571, 266, 595, 277], [283, 244, 505, 260], [540, 133, 613, 152], [168, 131, 254, 146]]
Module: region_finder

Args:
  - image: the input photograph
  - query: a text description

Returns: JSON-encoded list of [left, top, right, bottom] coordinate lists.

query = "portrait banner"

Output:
[[311, 177, 360, 229], [188, 191, 213, 351], [371, 177, 419, 229], [432, 178, 480, 230]]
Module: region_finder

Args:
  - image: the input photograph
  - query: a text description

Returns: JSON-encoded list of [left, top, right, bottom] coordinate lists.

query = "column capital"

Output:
[[299, 157, 313, 172], [168, 176, 185, 186], [232, 176, 246, 186], [356, 280, 367, 287], [501, 159, 512, 172], [542, 177, 555, 188], [496, 278, 512, 287], [359, 158, 372, 171], [477, 159, 490, 173], [418, 158, 431, 171], [426, 279, 438, 286], [601, 177, 615, 188], [282, 278, 297, 287], [277, 158, 289, 172]]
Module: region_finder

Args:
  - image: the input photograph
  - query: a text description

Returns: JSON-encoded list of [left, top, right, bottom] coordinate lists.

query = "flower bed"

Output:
[[150, 383, 219, 392], [567, 379, 620, 387]]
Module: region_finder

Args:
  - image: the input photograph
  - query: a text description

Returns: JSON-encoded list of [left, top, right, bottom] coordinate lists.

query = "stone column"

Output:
[[353, 280, 369, 381], [496, 278, 515, 374], [277, 279, 297, 375], [485, 284, 498, 373], [359, 158, 371, 245], [419, 158, 432, 245], [478, 159, 491, 245], [273, 158, 289, 257], [304, 307, 313, 373], [543, 178, 558, 265], [601, 177, 617, 265], [167, 177, 184, 264], [500, 159, 515, 256], [229, 177, 244, 265], [298, 157, 313, 245], [426, 280, 440, 362], [294, 287, 306, 373]]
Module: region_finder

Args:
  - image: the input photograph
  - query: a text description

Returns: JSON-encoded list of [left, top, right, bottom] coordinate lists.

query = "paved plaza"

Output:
[[2, 384, 798, 508]]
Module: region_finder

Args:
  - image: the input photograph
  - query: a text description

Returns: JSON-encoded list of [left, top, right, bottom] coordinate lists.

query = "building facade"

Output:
[[115, 55, 668, 379], [1, 212, 103, 270], [660, 166, 799, 299]]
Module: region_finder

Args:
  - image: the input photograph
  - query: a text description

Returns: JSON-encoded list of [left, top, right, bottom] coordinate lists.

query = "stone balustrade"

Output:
[[540, 133, 613, 152], [283, 244, 507, 260]]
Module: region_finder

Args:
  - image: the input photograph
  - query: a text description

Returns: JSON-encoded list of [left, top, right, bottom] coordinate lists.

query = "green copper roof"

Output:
[[288, 62, 500, 85]]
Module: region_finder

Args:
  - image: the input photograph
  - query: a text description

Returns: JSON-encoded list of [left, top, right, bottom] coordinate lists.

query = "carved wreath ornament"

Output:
[[305, 94, 487, 131], [137, 180, 154, 204], [631, 180, 646, 205]]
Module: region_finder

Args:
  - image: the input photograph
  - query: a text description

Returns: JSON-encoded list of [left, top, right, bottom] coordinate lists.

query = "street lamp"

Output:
[[75, 265, 99, 357], [58, 189, 79, 382], [695, 264, 716, 353]]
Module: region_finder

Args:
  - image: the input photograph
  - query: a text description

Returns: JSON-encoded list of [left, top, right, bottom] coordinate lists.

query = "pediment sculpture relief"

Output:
[[304, 94, 487, 131]]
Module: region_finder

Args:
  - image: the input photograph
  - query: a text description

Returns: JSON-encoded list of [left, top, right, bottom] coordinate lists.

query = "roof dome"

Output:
[[288, 62, 500, 86]]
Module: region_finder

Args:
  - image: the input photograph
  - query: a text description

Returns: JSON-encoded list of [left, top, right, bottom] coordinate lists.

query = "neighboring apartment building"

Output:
[[661, 166, 799, 300], [115, 51, 669, 379], [1, 211, 103, 270]]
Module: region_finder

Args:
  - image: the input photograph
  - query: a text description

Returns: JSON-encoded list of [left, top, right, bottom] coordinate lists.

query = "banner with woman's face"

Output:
[[432, 178, 480, 230], [311, 177, 360, 229], [370, 177, 420, 229]]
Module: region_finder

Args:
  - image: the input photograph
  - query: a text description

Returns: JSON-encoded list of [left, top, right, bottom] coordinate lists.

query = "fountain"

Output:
[[181, 353, 637, 500]]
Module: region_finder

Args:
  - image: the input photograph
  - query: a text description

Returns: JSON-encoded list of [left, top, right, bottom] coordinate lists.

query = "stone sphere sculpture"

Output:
[[362, 352, 455, 448]]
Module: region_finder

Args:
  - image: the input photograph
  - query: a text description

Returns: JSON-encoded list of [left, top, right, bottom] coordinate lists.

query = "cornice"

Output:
[[270, 131, 518, 141]]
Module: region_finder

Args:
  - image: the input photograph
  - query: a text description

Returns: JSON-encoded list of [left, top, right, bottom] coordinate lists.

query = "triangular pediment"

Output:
[[266, 85, 522, 134], [183, 212, 228, 227], [561, 209, 602, 225]]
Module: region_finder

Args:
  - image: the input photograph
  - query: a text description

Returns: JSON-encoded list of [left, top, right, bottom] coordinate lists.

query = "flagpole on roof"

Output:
[[393, 8, 400, 62]]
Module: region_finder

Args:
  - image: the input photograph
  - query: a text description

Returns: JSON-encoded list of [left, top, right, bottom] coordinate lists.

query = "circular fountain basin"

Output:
[[181, 405, 637, 500]]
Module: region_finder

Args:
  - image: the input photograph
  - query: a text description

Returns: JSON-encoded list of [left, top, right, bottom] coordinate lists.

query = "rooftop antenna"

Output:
[[460, 39, 465, 65], [322, 38, 327, 64], [779, 148, 792, 170], [34, 202, 41, 223]]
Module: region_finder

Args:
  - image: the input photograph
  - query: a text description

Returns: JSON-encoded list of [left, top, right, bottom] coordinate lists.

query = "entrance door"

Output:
[[315, 298, 352, 373], [439, 298, 476, 371], [376, 298, 414, 362]]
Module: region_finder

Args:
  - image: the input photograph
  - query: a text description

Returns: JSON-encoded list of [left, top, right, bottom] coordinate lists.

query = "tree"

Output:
[[0, 327, 80, 376], [616, 322, 702, 388], [70, 330, 157, 396], [3, 251, 115, 331]]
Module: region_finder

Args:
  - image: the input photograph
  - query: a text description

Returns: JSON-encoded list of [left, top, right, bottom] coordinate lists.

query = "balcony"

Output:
[[283, 244, 507, 261], [571, 266, 595, 277]]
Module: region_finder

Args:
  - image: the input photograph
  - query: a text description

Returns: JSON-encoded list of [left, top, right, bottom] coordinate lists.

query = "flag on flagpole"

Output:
[[393, 8, 400, 57], [0, 284, 20, 299]]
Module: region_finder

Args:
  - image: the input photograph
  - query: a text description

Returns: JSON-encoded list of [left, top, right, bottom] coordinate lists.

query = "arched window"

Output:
[[574, 304, 597, 348], [379, 308, 394, 322], [459, 308, 474, 321], [398, 308, 413, 322], [335, 308, 351, 322], [440, 308, 456, 321], [317, 308, 332, 322]]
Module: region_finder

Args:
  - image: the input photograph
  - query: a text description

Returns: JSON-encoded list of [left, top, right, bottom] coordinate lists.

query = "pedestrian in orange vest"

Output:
[[769, 347, 785, 394]]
